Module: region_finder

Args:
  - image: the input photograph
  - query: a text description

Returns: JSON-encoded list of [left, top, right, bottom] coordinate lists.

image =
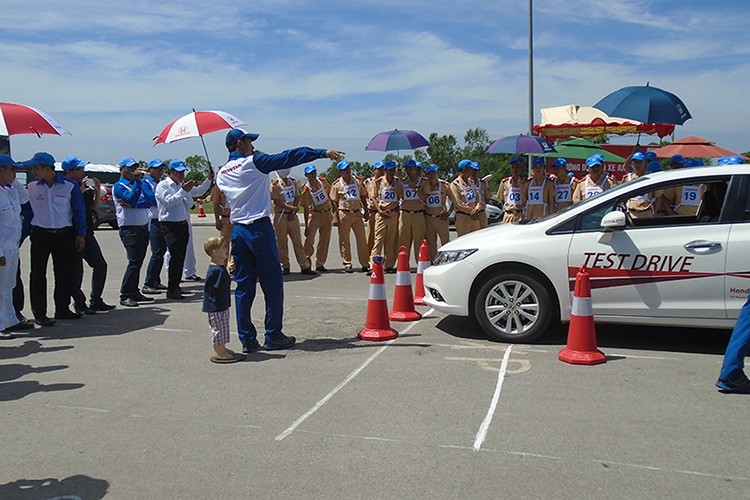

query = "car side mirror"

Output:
[[601, 211, 626, 232]]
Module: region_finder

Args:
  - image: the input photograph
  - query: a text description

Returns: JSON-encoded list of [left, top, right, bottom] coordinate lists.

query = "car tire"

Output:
[[474, 271, 553, 343]]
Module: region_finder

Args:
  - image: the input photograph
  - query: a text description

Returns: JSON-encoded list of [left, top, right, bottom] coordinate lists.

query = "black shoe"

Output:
[[133, 292, 155, 302], [55, 309, 83, 320], [263, 334, 296, 351], [385, 267, 397, 274], [119, 298, 139, 307], [90, 301, 116, 311], [300, 268, 317, 275], [361, 266, 371, 274], [184, 274, 203, 282], [716, 376, 750, 394], [242, 340, 262, 354], [344, 266, 354, 274], [282, 268, 290, 275], [315, 266, 328, 272], [0, 331, 16, 340], [6, 320, 35, 331], [141, 286, 162, 294], [34, 315, 56, 327], [166, 291, 186, 300], [155, 283, 168, 290], [74, 304, 96, 315]]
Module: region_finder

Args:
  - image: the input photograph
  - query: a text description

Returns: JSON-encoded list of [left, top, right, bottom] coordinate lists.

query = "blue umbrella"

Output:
[[366, 129, 429, 152], [486, 134, 556, 155], [593, 83, 692, 125]]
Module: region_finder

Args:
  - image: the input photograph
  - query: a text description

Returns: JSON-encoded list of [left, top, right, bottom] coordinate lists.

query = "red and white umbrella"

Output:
[[0, 102, 70, 137], [153, 110, 245, 145]]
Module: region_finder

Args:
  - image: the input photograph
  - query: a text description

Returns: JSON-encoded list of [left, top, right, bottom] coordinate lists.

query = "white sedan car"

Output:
[[423, 165, 750, 342]]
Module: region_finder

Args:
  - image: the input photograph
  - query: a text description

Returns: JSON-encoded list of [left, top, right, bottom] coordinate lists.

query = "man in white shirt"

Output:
[[0, 154, 27, 338]]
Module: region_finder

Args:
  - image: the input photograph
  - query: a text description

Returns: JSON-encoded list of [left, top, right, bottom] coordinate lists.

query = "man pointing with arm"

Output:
[[216, 128, 344, 353]]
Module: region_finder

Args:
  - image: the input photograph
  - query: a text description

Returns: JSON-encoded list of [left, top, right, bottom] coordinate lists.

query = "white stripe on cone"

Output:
[[571, 296, 593, 317], [417, 261, 430, 273], [369, 283, 387, 301], [395, 271, 411, 286]]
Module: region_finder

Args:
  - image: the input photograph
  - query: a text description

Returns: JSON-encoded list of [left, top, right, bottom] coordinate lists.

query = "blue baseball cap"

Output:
[[718, 155, 743, 165], [686, 159, 704, 167], [337, 160, 350, 171], [373, 161, 385, 170], [119, 157, 138, 168], [403, 159, 418, 168], [470, 161, 480, 170], [670, 154, 686, 165], [303, 164, 317, 174], [631, 152, 646, 161], [553, 158, 568, 168], [148, 158, 166, 169], [531, 157, 545, 167], [225, 128, 260, 149], [425, 164, 439, 174], [644, 151, 657, 161], [384, 160, 397, 170], [61, 156, 90, 171], [457, 159, 472, 170], [168, 160, 188, 172], [0, 154, 21, 168], [416, 161, 423, 168], [586, 153, 605, 167], [509, 157, 522, 165], [24, 152, 56, 168], [646, 160, 662, 173]]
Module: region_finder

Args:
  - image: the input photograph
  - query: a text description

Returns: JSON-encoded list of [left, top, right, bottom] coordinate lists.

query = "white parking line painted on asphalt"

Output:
[[289, 294, 369, 302], [473, 344, 512, 451], [153, 327, 193, 332], [274, 309, 434, 442]]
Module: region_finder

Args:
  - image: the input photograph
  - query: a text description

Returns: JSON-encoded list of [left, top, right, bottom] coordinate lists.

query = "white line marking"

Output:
[[473, 344, 512, 451], [153, 327, 193, 332], [275, 309, 434, 441], [40, 404, 110, 413], [289, 295, 369, 302]]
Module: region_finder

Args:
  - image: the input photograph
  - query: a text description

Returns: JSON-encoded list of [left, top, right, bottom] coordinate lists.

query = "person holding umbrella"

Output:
[[216, 128, 344, 353], [496, 157, 528, 223], [573, 154, 615, 203], [329, 160, 370, 274]]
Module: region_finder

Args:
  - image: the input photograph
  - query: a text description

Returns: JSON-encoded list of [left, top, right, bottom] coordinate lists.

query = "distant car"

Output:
[[448, 198, 503, 227], [94, 184, 118, 229], [425, 165, 750, 343]]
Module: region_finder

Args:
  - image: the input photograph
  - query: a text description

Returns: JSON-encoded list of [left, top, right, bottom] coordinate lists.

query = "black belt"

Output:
[[339, 209, 361, 213], [402, 210, 424, 214], [426, 213, 445, 218], [160, 220, 188, 226], [32, 226, 73, 234], [313, 208, 331, 213], [237, 216, 270, 227]]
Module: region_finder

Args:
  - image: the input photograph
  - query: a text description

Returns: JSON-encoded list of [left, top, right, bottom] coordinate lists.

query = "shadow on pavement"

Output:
[[25, 305, 172, 340], [0, 341, 74, 361], [0, 363, 68, 382], [0, 475, 109, 499], [0, 380, 84, 402]]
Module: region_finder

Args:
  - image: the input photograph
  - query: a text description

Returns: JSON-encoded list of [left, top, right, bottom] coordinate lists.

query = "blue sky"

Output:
[[3, 0, 749, 175]]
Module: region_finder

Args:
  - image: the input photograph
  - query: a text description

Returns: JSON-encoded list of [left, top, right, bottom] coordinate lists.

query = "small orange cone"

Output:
[[359, 256, 398, 341], [389, 246, 422, 322], [414, 239, 430, 306], [197, 199, 207, 218], [559, 266, 606, 365]]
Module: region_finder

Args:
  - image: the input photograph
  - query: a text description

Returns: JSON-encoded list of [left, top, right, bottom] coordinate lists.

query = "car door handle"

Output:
[[684, 240, 722, 250]]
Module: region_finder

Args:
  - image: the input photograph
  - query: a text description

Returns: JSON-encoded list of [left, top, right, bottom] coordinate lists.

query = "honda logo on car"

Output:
[[581, 252, 694, 273]]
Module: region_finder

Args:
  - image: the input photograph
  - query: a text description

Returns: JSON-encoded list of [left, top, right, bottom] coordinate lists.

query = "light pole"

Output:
[[527, 0, 534, 175]]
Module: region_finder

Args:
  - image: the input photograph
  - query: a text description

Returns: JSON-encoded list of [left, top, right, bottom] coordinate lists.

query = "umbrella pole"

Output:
[[199, 134, 212, 170]]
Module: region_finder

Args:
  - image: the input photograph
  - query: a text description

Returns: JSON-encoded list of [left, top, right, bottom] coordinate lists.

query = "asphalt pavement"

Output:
[[1, 217, 748, 499]]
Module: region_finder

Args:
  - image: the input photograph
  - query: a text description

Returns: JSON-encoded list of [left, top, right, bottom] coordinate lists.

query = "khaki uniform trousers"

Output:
[[371, 212, 400, 269], [218, 216, 235, 273], [398, 211, 426, 263], [304, 210, 332, 269], [478, 210, 488, 229], [337, 210, 369, 268], [274, 212, 307, 270], [455, 212, 481, 237], [424, 214, 449, 262], [366, 212, 377, 255]]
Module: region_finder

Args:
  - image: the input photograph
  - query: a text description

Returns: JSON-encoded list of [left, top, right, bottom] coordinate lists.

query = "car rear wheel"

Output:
[[474, 272, 552, 343]]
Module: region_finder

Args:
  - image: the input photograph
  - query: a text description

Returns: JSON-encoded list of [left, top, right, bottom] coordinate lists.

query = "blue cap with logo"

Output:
[[531, 157, 545, 167], [509, 157, 522, 165], [670, 154, 686, 165], [586, 153, 605, 167], [470, 161, 480, 170], [686, 159, 705, 167], [168, 160, 188, 172], [718, 155, 743, 165], [647, 160, 662, 173], [119, 157, 138, 168], [337, 160, 350, 171], [644, 151, 657, 161], [416, 161, 423, 169], [631, 151, 646, 161], [373, 161, 385, 170], [61, 156, 90, 171], [403, 159, 418, 168], [553, 158, 568, 168], [225, 128, 260, 149], [457, 159, 472, 170], [425, 164, 439, 174], [148, 158, 166, 169], [304, 164, 317, 174], [384, 160, 397, 170], [24, 152, 56, 168], [0, 154, 21, 168]]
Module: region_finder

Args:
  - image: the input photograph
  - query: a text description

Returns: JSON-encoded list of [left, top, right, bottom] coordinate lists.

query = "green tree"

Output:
[[184, 154, 210, 183]]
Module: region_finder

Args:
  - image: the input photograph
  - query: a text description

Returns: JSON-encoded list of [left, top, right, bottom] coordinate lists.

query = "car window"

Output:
[[576, 200, 619, 231]]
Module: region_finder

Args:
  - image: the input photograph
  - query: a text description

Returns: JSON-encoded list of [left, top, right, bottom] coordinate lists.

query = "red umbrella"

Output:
[[651, 135, 746, 159], [153, 110, 245, 145], [0, 102, 70, 137]]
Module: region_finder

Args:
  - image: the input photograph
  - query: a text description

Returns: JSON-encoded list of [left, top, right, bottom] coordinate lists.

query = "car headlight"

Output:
[[433, 248, 478, 266]]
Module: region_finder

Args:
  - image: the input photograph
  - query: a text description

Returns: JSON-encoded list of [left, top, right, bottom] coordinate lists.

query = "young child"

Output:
[[202, 236, 245, 363]]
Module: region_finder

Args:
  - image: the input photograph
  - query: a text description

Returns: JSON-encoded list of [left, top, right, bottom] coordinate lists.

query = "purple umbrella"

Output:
[[486, 134, 556, 155], [366, 129, 429, 152]]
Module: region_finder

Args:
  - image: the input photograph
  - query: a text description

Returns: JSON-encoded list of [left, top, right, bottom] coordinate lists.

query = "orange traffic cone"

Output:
[[414, 239, 430, 306], [359, 256, 398, 341], [197, 199, 207, 218], [389, 246, 422, 322], [559, 266, 606, 365]]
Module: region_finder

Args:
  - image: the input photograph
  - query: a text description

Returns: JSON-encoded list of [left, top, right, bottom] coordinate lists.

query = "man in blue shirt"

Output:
[[25, 152, 87, 326], [141, 158, 168, 294], [216, 128, 343, 352], [113, 158, 155, 307]]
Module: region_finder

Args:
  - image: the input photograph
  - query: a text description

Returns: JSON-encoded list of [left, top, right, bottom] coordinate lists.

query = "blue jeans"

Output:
[[119, 225, 149, 300], [719, 296, 750, 381], [232, 218, 284, 347], [145, 219, 166, 287]]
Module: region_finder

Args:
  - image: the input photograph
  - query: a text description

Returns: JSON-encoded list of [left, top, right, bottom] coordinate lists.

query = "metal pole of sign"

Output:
[[527, 0, 534, 177]]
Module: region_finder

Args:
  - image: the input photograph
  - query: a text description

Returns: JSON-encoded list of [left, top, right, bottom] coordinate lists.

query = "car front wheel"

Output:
[[474, 272, 552, 343]]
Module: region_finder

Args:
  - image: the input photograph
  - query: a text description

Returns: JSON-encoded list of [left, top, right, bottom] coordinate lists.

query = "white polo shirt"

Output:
[[217, 154, 272, 225]]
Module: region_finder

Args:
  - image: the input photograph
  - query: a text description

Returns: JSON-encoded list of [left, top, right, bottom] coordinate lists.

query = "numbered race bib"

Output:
[[426, 189, 441, 208], [506, 186, 522, 206], [381, 185, 397, 203], [344, 181, 359, 200], [463, 187, 477, 205], [681, 185, 701, 206], [555, 183, 571, 203], [282, 184, 296, 204], [585, 184, 603, 198], [311, 186, 328, 206], [403, 186, 419, 201], [527, 185, 543, 206]]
